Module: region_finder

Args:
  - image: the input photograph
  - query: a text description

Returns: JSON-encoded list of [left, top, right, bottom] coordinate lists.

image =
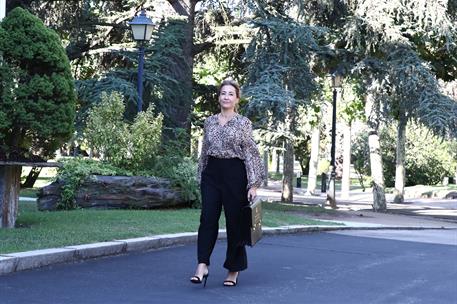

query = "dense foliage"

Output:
[[4, 1, 456, 212], [57, 91, 200, 209], [84, 91, 163, 172], [352, 124, 457, 187], [0, 8, 76, 160], [56, 158, 131, 210]]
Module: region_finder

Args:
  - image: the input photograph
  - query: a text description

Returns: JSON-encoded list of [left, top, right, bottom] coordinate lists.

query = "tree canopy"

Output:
[[0, 7, 76, 161]]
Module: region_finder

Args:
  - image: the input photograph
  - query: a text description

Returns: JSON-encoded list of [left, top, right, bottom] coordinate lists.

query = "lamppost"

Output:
[[327, 70, 343, 208], [129, 9, 154, 113]]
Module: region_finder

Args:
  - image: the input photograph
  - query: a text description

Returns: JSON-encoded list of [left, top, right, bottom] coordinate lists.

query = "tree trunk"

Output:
[[163, 0, 197, 153], [282, 110, 295, 203], [341, 123, 351, 199], [282, 138, 294, 203], [365, 94, 387, 212], [263, 149, 268, 187], [276, 150, 281, 173], [394, 109, 407, 203], [0, 165, 21, 228], [306, 126, 320, 195], [21, 166, 42, 188], [455, 165, 457, 185]]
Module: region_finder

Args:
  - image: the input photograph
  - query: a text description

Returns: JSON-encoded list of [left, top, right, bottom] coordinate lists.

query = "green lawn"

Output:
[[19, 176, 54, 198], [0, 201, 339, 254]]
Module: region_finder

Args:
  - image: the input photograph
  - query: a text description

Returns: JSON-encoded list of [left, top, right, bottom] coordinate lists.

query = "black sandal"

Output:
[[223, 272, 239, 287], [223, 279, 238, 287], [190, 273, 209, 287]]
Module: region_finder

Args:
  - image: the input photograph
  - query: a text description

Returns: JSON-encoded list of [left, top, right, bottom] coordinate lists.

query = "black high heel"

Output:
[[190, 272, 209, 287], [223, 272, 239, 287]]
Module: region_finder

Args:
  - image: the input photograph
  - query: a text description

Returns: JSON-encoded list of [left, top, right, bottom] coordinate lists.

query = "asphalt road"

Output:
[[1, 231, 456, 304]]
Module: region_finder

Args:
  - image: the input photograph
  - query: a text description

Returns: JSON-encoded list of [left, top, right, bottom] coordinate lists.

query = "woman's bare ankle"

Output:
[[195, 263, 208, 275]]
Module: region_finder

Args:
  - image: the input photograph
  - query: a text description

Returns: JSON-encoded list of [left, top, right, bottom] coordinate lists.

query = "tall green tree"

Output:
[[0, 7, 76, 227], [341, 0, 457, 206], [296, 0, 457, 210], [243, 1, 323, 203]]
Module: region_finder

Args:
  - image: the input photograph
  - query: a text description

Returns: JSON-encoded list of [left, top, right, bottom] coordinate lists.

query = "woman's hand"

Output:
[[247, 187, 257, 202]]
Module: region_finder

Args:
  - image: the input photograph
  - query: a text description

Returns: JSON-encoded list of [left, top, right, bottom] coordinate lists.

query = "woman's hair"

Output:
[[218, 79, 241, 98]]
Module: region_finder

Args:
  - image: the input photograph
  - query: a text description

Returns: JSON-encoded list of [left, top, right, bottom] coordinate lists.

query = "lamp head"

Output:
[[129, 9, 154, 41], [331, 69, 344, 88]]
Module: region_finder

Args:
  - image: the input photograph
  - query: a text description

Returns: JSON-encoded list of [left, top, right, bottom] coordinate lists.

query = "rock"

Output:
[[37, 179, 64, 211], [445, 191, 457, 199], [37, 175, 187, 211]]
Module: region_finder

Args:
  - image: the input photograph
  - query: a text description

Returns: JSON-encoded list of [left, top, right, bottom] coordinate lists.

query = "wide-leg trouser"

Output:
[[197, 156, 249, 272]]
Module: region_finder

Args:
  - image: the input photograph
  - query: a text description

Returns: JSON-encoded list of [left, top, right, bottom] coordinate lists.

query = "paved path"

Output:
[[1, 231, 456, 304], [258, 181, 457, 222]]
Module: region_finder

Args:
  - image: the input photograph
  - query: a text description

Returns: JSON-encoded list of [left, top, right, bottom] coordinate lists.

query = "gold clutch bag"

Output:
[[242, 197, 263, 247]]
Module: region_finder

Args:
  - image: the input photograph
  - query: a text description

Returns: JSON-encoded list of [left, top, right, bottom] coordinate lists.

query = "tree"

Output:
[[243, 1, 323, 203], [0, 7, 76, 227], [338, 79, 364, 198], [8, 1, 251, 152], [311, 0, 457, 210]]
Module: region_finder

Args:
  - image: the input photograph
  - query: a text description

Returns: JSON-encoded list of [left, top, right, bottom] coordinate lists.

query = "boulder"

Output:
[[445, 191, 457, 200], [37, 175, 186, 211]]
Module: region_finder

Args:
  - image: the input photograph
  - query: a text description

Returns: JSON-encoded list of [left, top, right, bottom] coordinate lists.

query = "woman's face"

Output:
[[219, 85, 239, 111]]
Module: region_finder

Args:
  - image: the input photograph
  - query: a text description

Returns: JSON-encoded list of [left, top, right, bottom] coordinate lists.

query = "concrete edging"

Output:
[[1, 224, 454, 276]]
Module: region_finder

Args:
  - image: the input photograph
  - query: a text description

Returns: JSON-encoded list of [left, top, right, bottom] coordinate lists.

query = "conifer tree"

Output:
[[243, 1, 323, 203], [0, 7, 76, 227]]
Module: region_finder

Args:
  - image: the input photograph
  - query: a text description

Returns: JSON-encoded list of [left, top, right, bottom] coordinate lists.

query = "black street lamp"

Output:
[[129, 9, 154, 113], [327, 70, 343, 208]]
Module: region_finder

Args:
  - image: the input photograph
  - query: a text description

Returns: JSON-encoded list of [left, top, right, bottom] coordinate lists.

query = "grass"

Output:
[[19, 167, 56, 198], [0, 201, 340, 254], [19, 177, 54, 198]]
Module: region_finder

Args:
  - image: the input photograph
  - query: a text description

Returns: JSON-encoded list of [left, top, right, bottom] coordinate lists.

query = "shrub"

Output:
[[84, 91, 163, 171], [168, 158, 201, 208], [57, 96, 202, 209], [147, 129, 201, 208], [405, 126, 456, 186], [56, 158, 131, 210], [351, 123, 457, 187]]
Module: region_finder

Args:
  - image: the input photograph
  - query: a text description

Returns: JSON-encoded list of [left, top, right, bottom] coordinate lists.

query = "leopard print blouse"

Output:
[[197, 113, 266, 189]]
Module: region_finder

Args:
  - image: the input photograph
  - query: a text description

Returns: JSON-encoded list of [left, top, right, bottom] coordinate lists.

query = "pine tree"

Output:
[[0, 7, 76, 227], [243, 1, 324, 203], [296, 0, 457, 209]]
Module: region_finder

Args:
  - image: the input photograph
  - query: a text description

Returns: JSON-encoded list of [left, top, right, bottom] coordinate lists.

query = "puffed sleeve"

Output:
[[241, 118, 266, 189], [197, 119, 210, 184]]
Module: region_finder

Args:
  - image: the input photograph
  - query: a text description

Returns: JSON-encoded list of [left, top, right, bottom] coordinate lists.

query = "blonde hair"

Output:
[[218, 79, 241, 98]]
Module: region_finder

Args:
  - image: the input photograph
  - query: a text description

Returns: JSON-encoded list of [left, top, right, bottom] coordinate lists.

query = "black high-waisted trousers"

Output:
[[198, 156, 249, 272]]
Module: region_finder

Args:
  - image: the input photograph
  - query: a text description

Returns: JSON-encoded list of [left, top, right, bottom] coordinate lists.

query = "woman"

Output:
[[190, 79, 265, 287]]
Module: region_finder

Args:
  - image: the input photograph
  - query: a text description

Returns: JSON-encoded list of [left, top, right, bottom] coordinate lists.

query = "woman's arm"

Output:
[[241, 118, 266, 198]]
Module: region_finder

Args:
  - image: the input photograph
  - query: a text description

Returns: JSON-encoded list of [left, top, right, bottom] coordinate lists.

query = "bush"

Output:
[[405, 126, 456, 186], [84, 91, 163, 171], [168, 158, 201, 208], [147, 129, 201, 208], [56, 158, 132, 210], [351, 123, 457, 187], [56, 95, 202, 210]]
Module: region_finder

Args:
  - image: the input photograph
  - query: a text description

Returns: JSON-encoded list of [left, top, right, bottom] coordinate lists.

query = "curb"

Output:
[[1, 224, 455, 276]]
